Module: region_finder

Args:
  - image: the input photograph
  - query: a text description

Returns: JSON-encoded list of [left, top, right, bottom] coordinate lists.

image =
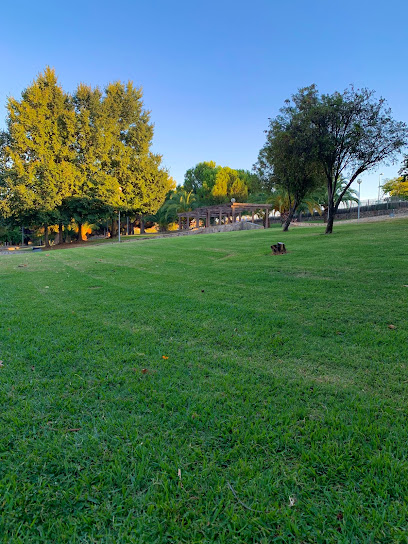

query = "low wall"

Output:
[[199, 221, 263, 234], [155, 221, 263, 239]]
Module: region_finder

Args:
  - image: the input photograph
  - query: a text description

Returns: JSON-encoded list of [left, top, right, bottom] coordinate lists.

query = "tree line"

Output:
[[0, 67, 173, 245], [152, 85, 407, 235], [1, 71, 407, 243]]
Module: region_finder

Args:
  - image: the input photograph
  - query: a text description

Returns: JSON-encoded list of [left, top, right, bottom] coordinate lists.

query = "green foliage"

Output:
[[183, 161, 218, 202], [183, 162, 254, 204], [399, 156, 408, 181], [236, 169, 262, 194], [73, 83, 115, 202], [60, 197, 113, 227], [382, 177, 408, 199], [1, 67, 77, 220], [148, 189, 197, 231], [0, 222, 21, 244], [166, 188, 197, 214], [72, 80, 173, 216], [212, 166, 248, 202], [0, 68, 173, 241], [283, 85, 408, 233], [256, 96, 325, 229]]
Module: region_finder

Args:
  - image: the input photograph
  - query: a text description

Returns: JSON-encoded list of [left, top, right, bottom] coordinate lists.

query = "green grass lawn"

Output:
[[1, 220, 408, 543]]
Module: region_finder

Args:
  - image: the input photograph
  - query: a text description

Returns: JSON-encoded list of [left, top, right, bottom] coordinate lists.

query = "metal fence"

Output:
[[296, 198, 408, 222]]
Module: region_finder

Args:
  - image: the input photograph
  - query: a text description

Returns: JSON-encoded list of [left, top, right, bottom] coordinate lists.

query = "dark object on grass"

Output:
[[271, 242, 286, 255]]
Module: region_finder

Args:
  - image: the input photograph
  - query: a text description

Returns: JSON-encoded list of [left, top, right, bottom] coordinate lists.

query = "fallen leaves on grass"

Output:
[[0, 361, 3, 368], [134, 368, 156, 375], [67, 428, 81, 432], [289, 496, 296, 507], [388, 324, 397, 330], [162, 355, 169, 360]]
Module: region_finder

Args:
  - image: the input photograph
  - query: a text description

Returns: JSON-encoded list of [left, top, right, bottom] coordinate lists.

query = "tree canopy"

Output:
[[300, 85, 407, 233], [255, 92, 324, 230], [183, 161, 255, 205], [382, 177, 408, 200], [256, 85, 408, 233], [0, 67, 173, 244]]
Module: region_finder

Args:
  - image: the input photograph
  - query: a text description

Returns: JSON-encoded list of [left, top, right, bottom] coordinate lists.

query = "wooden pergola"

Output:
[[177, 203, 272, 230]]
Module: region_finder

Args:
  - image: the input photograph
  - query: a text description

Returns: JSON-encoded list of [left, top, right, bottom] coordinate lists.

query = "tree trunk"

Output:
[[44, 224, 50, 247], [140, 214, 145, 234], [77, 222, 83, 241], [282, 202, 297, 232], [325, 201, 335, 234], [58, 222, 63, 245], [111, 218, 118, 237]]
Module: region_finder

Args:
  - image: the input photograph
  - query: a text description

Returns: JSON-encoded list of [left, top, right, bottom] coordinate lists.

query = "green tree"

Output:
[[1, 67, 77, 246], [150, 188, 197, 232], [101, 81, 173, 232], [183, 162, 257, 204], [211, 167, 248, 202], [306, 180, 359, 221], [399, 156, 408, 181], [256, 93, 324, 231], [68, 80, 173, 238], [184, 161, 219, 203], [236, 169, 262, 195], [166, 189, 197, 214], [72, 83, 116, 203], [382, 177, 408, 200], [290, 85, 408, 234]]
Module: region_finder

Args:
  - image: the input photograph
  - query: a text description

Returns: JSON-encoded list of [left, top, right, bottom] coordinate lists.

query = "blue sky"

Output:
[[1, 0, 407, 198]]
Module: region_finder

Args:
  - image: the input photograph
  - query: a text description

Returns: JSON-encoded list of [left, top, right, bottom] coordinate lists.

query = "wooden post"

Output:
[[265, 208, 269, 229], [252, 211, 254, 223], [179, 216, 182, 230], [219, 210, 222, 225], [196, 215, 200, 228], [239, 212, 242, 222], [207, 212, 210, 227]]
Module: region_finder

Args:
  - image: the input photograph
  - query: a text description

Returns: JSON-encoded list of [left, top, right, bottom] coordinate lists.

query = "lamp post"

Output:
[[378, 173, 383, 203], [118, 186, 123, 242], [357, 179, 362, 220]]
